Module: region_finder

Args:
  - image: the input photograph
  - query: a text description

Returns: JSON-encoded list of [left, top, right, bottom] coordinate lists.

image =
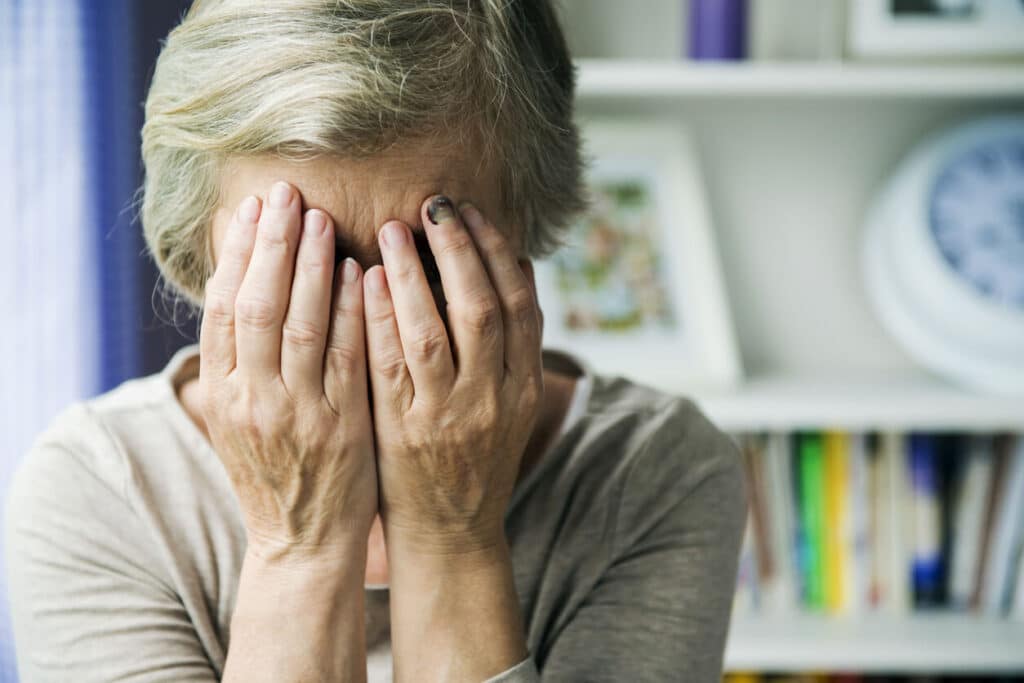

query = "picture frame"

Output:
[[848, 0, 1024, 58], [534, 119, 742, 394]]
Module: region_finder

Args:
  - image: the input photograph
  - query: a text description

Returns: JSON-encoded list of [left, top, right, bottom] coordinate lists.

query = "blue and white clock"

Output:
[[864, 116, 1024, 395]]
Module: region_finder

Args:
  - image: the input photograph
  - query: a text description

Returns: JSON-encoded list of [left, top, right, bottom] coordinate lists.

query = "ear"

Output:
[[518, 259, 544, 340]]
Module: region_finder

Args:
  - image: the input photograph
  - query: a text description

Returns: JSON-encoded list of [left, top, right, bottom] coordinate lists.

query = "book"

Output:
[[847, 433, 872, 614], [881, 432, 911, 613], [979, 436, 1024, 615], [742, 435, 774, 599], [798, 432, 826, 609], [764, 432, 799, 613], [971, 440, 1009, 610], [909, 434, 943, 607], [823, 431, 849, 613], [949, 435, 995, 608]]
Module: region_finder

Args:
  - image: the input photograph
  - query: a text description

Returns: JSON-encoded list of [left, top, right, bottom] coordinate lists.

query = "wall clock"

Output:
[[863, 116, 1024, 395]]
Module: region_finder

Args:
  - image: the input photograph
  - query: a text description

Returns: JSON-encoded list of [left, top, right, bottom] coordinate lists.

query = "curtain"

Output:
[[0, 1, 153, 679]]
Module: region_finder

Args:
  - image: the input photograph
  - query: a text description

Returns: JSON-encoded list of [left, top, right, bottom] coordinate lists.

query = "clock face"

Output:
[[928, 137, 1024, 311]]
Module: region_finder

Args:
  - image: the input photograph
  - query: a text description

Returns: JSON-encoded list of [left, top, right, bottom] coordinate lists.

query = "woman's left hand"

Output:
[[362, 196, 544, 555]]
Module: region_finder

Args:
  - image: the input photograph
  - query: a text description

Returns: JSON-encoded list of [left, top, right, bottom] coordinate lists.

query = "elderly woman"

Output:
[[5, 1, 745, 682]]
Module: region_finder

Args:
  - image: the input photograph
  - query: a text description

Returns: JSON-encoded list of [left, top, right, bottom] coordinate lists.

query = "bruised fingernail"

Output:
[[238, 196, 261, 223], [380, 221, 408, 249], [457, 201, 484, 230], [427, 195, 455, 225], [342, 257, 360, 283], [269, 181, 293, 209]]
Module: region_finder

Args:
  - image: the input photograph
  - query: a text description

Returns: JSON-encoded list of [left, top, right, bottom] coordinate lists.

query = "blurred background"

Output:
[[2, 0, 1023, 681]]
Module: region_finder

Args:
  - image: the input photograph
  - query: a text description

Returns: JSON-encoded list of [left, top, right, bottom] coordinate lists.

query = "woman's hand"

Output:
[[363, 195, 544, 555], [197, 181, 377, 563]]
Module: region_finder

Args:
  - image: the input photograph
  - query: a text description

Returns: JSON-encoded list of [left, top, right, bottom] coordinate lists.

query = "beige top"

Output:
[[6, 344, 745, 682]]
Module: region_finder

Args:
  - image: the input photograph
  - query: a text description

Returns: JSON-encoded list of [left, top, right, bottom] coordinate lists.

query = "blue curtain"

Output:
[[1, 1, 191, 679]]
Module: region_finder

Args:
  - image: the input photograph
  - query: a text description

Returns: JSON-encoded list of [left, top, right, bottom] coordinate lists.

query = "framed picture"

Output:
[[535, 120, 741, 393], [848, 0, 1024, 58]]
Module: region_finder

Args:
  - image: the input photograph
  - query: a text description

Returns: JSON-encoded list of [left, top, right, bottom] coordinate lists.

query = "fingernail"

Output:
[[457, 201, 484, 230], [427, 196, 455, 225], [365, 266, 387, 294], [380, 221, 408, 248], [238, 196, 261, 223], [304, 210, 327, 236], [342, 257, 359, 283], [269, 181, 293, 209]]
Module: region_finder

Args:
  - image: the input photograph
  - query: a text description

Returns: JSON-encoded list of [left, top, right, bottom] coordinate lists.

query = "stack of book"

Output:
[[733, 432, 1024, 617]]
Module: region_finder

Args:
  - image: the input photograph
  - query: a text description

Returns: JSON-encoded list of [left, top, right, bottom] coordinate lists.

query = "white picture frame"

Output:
[[848, 0, 1024, 58], [535, 119, 742, 394]]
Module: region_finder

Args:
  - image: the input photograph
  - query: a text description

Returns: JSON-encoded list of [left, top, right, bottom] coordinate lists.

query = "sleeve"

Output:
[[4, 436, 218, 682], [538, 404, 747, 683], [482, 655, 539, 682]]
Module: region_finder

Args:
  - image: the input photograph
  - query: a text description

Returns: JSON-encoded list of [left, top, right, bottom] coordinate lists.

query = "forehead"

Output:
[[215, 142, 506, 266]]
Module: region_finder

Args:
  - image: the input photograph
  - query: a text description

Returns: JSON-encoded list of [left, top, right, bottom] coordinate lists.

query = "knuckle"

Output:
[[437, 232, 475, 260], [460, 296, 501, 333], [475, 224, 508, 253], [367, 304, 396, 327], [392, 260, 423, 283], [203, 292, 235, 328], [256, 225, 293, 252], [409, 326, 448, 363], [326, 336, 363, 374], [376, 353, 407, 381], [235, 296, 279, 331], [333, 292, 362, 320], [296, 254, 329, 279], [505, 287, 536, 325], [474, 392, 500, 425], [282, 318, 324, 350], [520, 372, 542, 406]]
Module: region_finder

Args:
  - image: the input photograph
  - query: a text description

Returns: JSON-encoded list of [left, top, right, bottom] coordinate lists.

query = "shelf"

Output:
[[575, 60, 1024, 99], [690, 374, 1024, 432], [725, 614, 1024, 673]]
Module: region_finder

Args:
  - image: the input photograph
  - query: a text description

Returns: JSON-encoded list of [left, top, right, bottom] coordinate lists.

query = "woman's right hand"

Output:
[[197, 181, 377, 563]]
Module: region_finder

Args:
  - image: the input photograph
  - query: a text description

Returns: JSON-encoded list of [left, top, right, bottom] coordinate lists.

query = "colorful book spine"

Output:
[[910, 434, 943, 607], [798, 432, 826, 609], [824, 431, 849, 613], [732, 430, 1023, 618]]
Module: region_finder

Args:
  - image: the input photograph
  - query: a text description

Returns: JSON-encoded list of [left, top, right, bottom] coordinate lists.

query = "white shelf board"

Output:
[[691, 374, 1024, 432], [576, 60, 1024, 99], [725, 614, 1024, 673]]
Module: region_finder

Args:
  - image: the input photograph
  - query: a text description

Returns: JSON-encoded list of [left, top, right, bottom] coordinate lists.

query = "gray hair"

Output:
[[140, 0, 586, 307]]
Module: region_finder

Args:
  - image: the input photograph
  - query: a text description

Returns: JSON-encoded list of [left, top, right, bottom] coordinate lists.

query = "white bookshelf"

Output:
[[577, 60, 1024, 100], [725, 614, 1024, 674], [692, 374, 1024, 433], [571, 57, 1024, 675]]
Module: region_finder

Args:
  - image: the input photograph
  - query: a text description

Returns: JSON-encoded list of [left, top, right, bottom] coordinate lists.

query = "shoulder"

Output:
[[581, 375, 747, 552], [6, 372, 179, 520]]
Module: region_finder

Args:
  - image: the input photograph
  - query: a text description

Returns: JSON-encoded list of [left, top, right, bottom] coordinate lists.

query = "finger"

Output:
[[362, 265, 413, 414], [324, 258, 369, 417], [199, 195, 261, 381], [421, 195, 503, 380], [377, 219, 454, 394], [458, 202, 540, 380], [234, 181, 302, 381], [280, 209, 335, 399]]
